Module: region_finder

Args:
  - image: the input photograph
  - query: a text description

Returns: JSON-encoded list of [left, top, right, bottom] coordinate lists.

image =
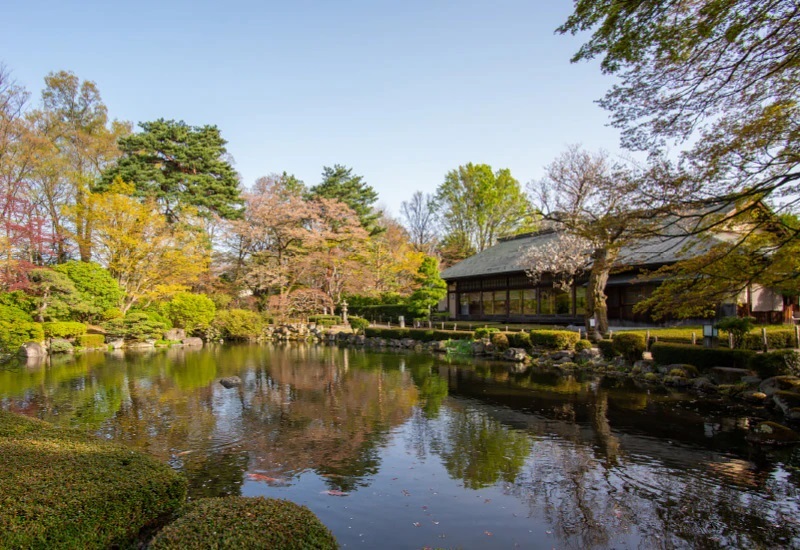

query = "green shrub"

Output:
[[214, 309, 264, 340], [508, 331, 531, 349], [650, 343, 755, 371], [474, 327, 500, 339], [529, 329, 581, 350], [574, 339, 593, 352], [149, 497, 338, 549], [430, 311, 449, 321], [53, 261, 124, 320], [716, 316, 756, 348], [348, 316, 369, 334], [103, 313, 165, 342], [748, 350, 800, 378], [308, 314, 340, 327], [165, 292, 217, 334], [42, 321, 87, 339], [0, 290, 35, 315], [78, 334, 106, 348], [612, 333, 646, 363], [597, 339, 617, 360], [0, 303, 33, 323], [740, 329, 796, 351], [363, 327, 473, 342], [49, 338, 74, 354], [0, 321, 44, 353], [491, 332, 510, 351], [0, 410, 187, 549], [347, 304, 414, 322]]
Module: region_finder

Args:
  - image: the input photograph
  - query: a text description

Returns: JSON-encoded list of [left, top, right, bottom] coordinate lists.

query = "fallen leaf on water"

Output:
[[413, 522, 421, 527], [485, 531, 493, 536], [484, 499, 491, 503], [176, 450, 193, 457], [322, 490, 350, 497], [247, 473, 287, 485]]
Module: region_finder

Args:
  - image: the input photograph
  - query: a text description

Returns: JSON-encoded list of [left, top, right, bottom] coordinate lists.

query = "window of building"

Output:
[[555, 288, 571, 315], [540, 287, 554, 315], [468, 292, 481, 315], [575, 287, 587, 316], [509, 289, 522, 315], [493, 291, 507, 316], [523, 289, 537, 315]]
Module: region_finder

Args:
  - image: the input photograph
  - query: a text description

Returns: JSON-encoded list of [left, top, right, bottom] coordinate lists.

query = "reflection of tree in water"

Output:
[[182, 449, 249, 499], [230, 346, 419, 492], [431, 403, 531, 489], [407, 356, 448, 419]]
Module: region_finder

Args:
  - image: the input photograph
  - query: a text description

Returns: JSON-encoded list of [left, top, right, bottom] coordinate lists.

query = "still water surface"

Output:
[[2, 344, 800, 548]]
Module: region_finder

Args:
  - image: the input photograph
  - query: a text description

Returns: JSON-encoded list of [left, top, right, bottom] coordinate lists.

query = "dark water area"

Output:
[[2, 344, 800, 549]]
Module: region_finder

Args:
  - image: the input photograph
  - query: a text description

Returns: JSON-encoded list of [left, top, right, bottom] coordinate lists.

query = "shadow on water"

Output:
[[1, 343, 799, 548]]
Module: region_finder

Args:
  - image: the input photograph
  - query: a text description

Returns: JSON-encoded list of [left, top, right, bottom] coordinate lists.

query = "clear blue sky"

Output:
[[2, 0, 621, 215]]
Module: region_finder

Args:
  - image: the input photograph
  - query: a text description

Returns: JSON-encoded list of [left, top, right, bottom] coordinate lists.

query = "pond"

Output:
[[2, 344, 800, 548]]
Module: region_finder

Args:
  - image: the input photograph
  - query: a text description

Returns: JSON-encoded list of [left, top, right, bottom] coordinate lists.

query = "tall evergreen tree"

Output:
[[309, 165, 381, 235]]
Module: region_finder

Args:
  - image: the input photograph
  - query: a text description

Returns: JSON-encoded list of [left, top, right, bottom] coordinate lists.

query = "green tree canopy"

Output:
[[309, 165, 381, 235], [100, 119, 243, 223], [53, 261, 123, 317], [165, 292, 216, 335], [407, 256, 447, 318], [437, 163, 535, 254]]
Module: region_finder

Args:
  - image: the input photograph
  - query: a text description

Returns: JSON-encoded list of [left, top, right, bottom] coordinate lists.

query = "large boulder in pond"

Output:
[[709, 367, 753, 385], [773, 391, 800, 421], [18, 342, 45, 358], [503, 348, 528, 362], [747, 421, 800, 446], [182, 337, 203, 347], [759, 375, 800, 397]]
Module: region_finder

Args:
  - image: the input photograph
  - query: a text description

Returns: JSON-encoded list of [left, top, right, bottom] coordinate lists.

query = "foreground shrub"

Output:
[[474, 327, 500, 339], [78, 334, 106, 348], [364, 327, 473, 341], [529, 329, 581, 350], [42, 321, 87, 340], [612, 333, 646, 363], [716, 316, 756, 348], [348, 316, 369, 334], [507, 332, 531, 349], [0, 321, 44, 353], [748, 350, 800, 378], [650, 343, 755, 371], [491, 332, 510, 351], [597, 339, 617, 360], [103, 313, 166, 342], [574, 339, 593, 352], [214, 309, 264, 340], [0, 410, 186, 549], [165, 292, 216, 335], [49, 338, 74, 354], [149, 496, 338, 550]]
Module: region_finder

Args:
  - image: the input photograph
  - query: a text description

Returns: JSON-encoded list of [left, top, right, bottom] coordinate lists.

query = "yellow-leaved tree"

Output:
[[88, 180, 209, 312]]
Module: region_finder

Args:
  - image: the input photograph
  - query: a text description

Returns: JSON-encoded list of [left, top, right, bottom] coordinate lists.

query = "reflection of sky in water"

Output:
[[1, 344, 799, 549]]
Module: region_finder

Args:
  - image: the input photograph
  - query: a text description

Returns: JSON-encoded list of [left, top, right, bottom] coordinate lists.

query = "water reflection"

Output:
[[1, 344, 799, 548]]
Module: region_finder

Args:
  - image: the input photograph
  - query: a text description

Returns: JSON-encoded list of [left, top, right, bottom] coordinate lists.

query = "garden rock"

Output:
[[759, 376, 800, 397], [219, 376, 242, 389], [747, 421, 800, 446], [693, 377, 717, 392], [633, 360, 655, 373], [164, 328, 186, 341], [503, 348, 527, 362], [182, 337, 203, 347], [709, 367, 753, 385], [772, 391, 800, 421], [471, 341, 485, 355], [17, 342, 45, 358], [108, 338, 125, 349]]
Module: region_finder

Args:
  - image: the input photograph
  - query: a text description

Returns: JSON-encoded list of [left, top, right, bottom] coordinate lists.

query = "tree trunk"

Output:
[[585, 247, 617, 340]]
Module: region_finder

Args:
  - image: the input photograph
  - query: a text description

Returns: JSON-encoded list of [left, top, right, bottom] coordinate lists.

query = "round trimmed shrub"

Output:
[[612, 333, 646, 363], [474, 327, 500, 339], [150, 497, 338, 549], [348, 316, 369, 334], [574, 339, 593, 352], [491, 332, 510, 351]]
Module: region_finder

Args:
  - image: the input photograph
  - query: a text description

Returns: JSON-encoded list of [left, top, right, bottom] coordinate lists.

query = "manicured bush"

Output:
[[491, 332, 510, 351], [596, 339, 617, 360], [364, 327, 473, 342], [748, 350, 800, 378], [42, 321, 87, 339], [612, 333, 646, 363], [103, 313, 166, 342], [474, 327, 500, 339], [650, 343, 755, 371], [716, 316, 756, 348], [78, 334, 106, 348], [214, 309, 264, 340], [53, 261, 124, 320], [574, 339, 593, 352], [740, 329, 796, 351], [529, 329, 581, 350], [348, 316, 369, 334], [0, 321, 44, 353], [0, 410, 187, 549], [48, 338, 74, 354], [165, 292, 216, 334], [507, 331, 531, 349], [149, 497, 338, 549], [347, 304, 414, 322], [308, 314, 340, 327]]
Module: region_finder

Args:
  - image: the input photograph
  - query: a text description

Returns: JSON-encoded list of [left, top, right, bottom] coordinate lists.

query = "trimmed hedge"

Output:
[[42, 321, 87, 339], [740, 329, 796, 351], [308, 315, 340, 327], [651, 343, 755, 371], [78, 334, 106, 348], [529, 329, 581, 350], [0, 410, 187, 549], [0, 321, 44, 354], [748, 350, 800, 378], [364, 327, 474, 341], [348, 304, 414, 321], [474, 327, 500, 339], [597, 339, 617, 360], [348, 316, 369, 333], [491, 332, 510, 351], [149, 497, 338, 549], [507, 332, 532, 349], [612, 333, 646, 363], [574, 339, 593, 352]]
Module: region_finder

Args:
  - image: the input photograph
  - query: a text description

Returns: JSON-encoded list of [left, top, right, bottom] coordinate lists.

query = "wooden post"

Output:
[[608, 330, 613, 339], [795, 325, 800, 349], [762, 327, 768, 352], [692, 332, 696, 345], [453, 324, 456, 331], [646, 330, 651, 351], [729, 333, 734, 348], [505, 325, 508, 332]]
